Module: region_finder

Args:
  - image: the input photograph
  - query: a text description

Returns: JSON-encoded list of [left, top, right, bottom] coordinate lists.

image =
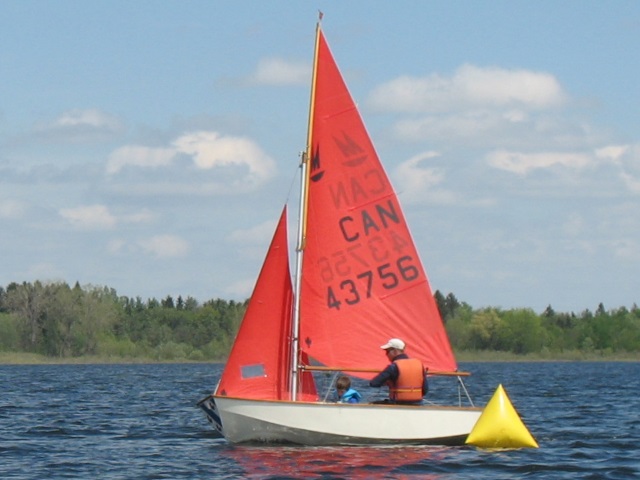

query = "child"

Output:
[[336, 375, 362, 404]]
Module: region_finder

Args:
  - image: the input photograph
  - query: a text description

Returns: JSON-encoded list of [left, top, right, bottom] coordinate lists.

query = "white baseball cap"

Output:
[[380, 338, 406, 350]]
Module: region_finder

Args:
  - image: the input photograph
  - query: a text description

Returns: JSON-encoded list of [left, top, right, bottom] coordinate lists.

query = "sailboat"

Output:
[[198, 20, 482, 445]]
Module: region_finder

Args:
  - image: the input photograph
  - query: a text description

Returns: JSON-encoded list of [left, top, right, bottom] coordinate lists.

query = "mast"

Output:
[[291, 18, 321, 401]]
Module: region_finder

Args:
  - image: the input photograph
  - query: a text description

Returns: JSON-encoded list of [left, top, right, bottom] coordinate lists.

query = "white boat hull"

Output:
[[201, 396, 482, 445]]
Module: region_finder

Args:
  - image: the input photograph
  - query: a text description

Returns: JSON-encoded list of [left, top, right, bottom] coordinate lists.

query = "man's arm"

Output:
[[369, 364, 397, 387]]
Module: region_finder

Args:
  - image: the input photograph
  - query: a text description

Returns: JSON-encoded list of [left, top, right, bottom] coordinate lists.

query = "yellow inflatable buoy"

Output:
[[465, 384, 538, 449]]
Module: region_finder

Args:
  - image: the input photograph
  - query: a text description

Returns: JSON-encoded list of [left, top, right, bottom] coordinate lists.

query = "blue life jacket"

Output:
[[338, 388, 362, 403]]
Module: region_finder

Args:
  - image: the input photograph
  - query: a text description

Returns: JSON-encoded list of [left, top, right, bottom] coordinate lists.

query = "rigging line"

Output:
[[283, 153, 304, 206]]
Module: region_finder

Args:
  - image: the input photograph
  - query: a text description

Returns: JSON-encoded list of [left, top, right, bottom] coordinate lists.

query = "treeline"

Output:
[[434, 291, 640, 356], [0, 281, 245, 361], [1, 281, 639, 361]]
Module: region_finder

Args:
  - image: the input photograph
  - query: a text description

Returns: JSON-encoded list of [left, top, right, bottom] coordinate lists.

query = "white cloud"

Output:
[[369, 64, 566, 113], [138, 234, 189, 258], [620, 172, 640, 194], [503, 110, 529, 123], [107, 239, 127, 255], [596, 144, 640, 194], [121, 208, 156, 224], [595, 144, 629, 164], [480, 143, 640, 190], [251, 57, 309, 86], [226, 219, 281, 263], [393, 110, 510, 144], [35, 109, 124, 142], [54, 109, 122, 130], [0, 199, 26, 219], [59, 205, 117, 230], [394, 151, 455, 204], [390, 103, 608, 151], [173, 130, 276, 188], [456, 65, 565, 108], [228, 219, 278, 245], [106, 145, 175, 174], [105, 131, 275, 193], [611, 239, 640, 261], [25, 263, 64, 281], [224, 277, 256, 299], [59, 205, 155, 233], [486, 150, 591, 175]]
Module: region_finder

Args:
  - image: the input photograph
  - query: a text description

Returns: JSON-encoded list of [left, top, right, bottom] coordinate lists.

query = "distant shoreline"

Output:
[[1, 351, 637, 365], [455, 350, 639, 363], [0, 353, 223, 365]]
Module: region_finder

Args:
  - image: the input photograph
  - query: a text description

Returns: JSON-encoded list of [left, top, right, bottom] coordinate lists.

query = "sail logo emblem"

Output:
[[310, 133, 367, 183], [310, 147, 324, 183], [334, 131, 367, 167]]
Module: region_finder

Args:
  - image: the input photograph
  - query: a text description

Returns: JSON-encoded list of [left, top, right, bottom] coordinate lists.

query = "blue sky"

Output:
[[1, 1, 639, 313]]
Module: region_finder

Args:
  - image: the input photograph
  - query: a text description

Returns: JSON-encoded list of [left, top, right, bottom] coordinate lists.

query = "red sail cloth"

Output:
[[299, 30, 457, 376], [216, 207, 316, 400]]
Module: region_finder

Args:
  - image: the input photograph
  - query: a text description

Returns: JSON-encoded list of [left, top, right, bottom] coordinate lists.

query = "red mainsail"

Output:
[[299, 30, 457, 376]]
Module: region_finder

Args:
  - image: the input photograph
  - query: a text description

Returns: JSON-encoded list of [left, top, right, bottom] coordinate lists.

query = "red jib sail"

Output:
[[216, 207, 315, 400], [299, 30, 457, 376]]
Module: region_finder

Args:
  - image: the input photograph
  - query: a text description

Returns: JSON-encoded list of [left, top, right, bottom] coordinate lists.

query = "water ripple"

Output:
[[0, 362, 639, 479]]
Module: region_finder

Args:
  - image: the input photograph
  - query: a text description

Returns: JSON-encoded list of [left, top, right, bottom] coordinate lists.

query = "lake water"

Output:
[[1, 361, 638, 479]]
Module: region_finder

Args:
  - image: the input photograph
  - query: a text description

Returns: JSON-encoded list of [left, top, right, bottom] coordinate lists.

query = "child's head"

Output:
[[336, 375, 351, 392]]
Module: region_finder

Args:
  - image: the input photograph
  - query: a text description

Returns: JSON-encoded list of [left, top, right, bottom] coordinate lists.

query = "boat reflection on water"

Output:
[[219, 444, 450, 479]]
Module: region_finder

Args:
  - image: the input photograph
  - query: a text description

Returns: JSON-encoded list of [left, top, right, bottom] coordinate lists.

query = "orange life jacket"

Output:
[[389, 358, 425, 402]]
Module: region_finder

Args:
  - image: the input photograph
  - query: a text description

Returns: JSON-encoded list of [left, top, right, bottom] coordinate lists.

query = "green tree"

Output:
[[0, 312, 19, 351], [5, 281, 50, 351], [434, 290, 446, 320], [499, 308, 544, 354], [162, 295, 175, 309], [468, 309, 502, 350]]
